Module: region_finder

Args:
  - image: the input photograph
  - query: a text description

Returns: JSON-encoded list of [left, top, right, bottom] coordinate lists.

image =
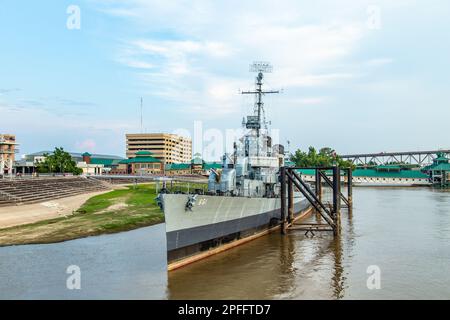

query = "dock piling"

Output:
[[315, 169, 322, 202], [347, 168, 353, 206], [288, 177, 294, 223], [332, 166, 341, 235], [280, 167, 287, 235], [280, 166, 352, 237]]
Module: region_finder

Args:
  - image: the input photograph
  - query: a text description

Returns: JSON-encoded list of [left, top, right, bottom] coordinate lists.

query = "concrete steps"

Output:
[[0, 177, 110, 206]]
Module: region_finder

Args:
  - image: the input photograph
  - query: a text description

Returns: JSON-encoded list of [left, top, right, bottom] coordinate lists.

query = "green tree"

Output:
[[36, 147, 83, 175], [290, 146, 355, 170]]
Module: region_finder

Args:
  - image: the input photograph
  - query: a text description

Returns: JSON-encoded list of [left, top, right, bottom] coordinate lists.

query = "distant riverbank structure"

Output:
[[422, 152, 450, 187], [296, 166, 430, 187], [347, 166, 430, 187], [0, 134, 19, 177], [335, 149, 450, 187]]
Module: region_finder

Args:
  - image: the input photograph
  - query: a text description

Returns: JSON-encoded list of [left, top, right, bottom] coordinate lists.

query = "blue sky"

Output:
[[1, 0, 449, 159]]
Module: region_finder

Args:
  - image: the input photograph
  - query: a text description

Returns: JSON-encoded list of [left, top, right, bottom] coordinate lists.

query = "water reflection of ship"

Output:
[[167, 233, 298, 300], [167, 211, 354, 299]]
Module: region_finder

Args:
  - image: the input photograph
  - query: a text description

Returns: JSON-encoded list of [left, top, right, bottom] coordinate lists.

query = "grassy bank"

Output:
[[0, 183, 203, 246]]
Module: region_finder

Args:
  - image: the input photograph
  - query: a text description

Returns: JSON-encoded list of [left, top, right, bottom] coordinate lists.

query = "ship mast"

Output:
[[242, 62, 279, 137], [241, 62, 279, 155]]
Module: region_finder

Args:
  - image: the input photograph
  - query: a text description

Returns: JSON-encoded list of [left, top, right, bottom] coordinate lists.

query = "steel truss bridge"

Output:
[[339, 150, 450, 166]]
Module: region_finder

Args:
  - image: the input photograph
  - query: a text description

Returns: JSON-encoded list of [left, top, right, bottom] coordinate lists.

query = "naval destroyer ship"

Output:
[[160, 63, 311, 270]]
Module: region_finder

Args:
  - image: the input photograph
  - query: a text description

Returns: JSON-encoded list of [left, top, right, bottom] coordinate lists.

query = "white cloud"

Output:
[[91, 0, 426, 129], [115, 57, 154, 69], [288, 97, 329, 105], [366, 58, 393, 67], [278, 73, 356, 87], [96, 1, 373, 119]]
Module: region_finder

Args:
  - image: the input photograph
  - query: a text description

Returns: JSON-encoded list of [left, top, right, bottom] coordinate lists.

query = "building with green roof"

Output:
[[165, 154, 222, 176], [203, 162, 222, 170], [296, 165, 430, 187], [284, 159, 295, 167], [422, 152, 450, 187], [79, 151, 124, 175], [116, 151, 163, 175], [17, 150, 124, 175]]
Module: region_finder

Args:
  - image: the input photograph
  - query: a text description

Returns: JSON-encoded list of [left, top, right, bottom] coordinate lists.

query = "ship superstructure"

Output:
[[208, 62, 282, 198], [161, 63, 311, 270]]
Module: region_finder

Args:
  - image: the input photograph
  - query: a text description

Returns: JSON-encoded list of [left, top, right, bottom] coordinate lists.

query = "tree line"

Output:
[[290, 146, 355, 169]]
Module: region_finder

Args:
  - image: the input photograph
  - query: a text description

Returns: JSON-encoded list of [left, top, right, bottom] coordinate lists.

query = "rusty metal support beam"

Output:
[[347, 168, 353, 207], [288, 177, 294, 223], [282, 166, 346, 236], [286, 170, 335, 228], [315, 169, 322, 202], [280, 167, 287, 235], [288, 170, 330, 214], [318, 170, 349, 207], [332, 166, 341, 235]]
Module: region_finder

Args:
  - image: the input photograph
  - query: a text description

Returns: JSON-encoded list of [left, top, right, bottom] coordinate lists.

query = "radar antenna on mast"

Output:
[[249, 61, 273, 73]]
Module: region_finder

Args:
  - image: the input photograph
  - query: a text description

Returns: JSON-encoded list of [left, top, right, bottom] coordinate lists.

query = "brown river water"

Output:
[[1, 187, 449, 299]]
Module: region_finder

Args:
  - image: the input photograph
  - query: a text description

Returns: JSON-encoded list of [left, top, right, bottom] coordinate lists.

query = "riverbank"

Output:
[[0, 184, 165, 246], [0, 190, 112, 229]]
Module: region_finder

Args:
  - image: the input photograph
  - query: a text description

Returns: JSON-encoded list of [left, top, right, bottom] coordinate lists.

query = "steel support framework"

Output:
[[340, 150, 450, 166], [280, 166, 353, 237]]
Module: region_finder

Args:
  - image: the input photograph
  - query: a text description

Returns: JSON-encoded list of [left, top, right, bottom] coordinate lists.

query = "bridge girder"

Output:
[[340, 150, 450, 166]]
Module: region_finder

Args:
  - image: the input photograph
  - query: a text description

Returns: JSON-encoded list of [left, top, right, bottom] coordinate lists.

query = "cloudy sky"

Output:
[[1, 0, 449, 159]]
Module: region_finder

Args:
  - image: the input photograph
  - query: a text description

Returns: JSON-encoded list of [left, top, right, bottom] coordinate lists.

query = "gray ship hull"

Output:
[[162, 194, 310, 268]]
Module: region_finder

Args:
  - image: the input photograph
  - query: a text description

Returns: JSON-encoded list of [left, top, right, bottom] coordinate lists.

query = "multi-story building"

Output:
[[126, 133, 192, 164], [0, 134, 19, 176]]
